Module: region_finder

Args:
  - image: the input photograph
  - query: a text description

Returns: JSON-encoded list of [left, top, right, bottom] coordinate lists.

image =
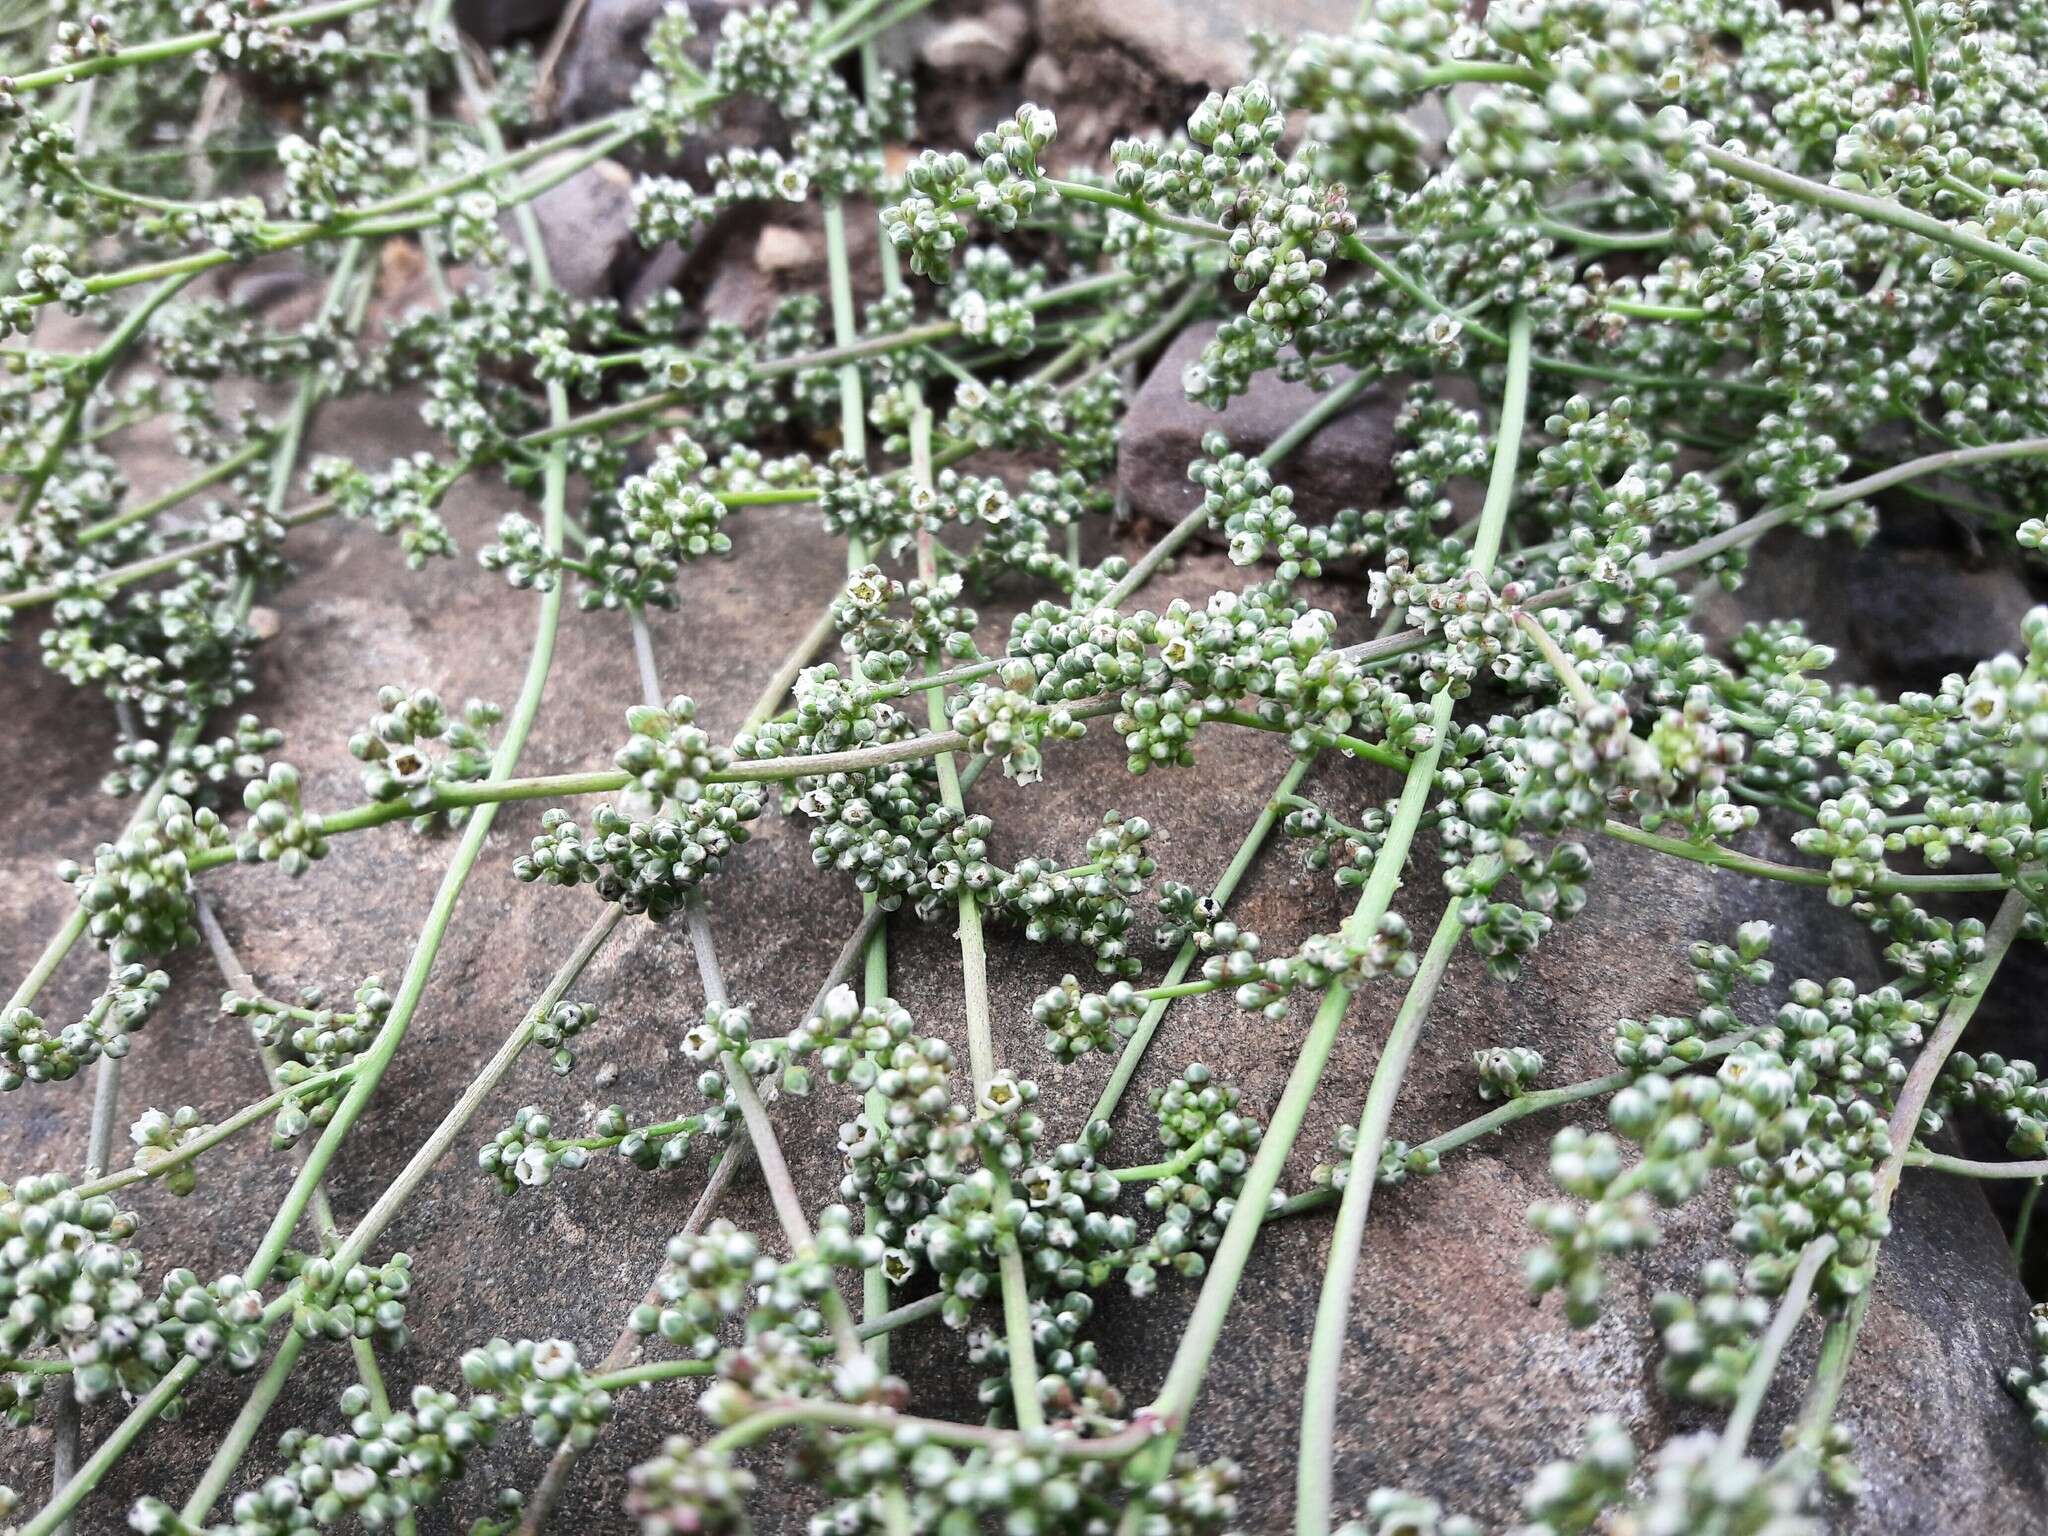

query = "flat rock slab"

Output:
[[2, 379, 2044, 1533]]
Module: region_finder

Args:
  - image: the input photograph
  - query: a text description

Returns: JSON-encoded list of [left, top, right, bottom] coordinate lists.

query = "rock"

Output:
[[556, 0, 741, 124], [700, 256, 778, 330], [1840, 543, 2037, 688], [624, 240, 689, 318], [1119, 319, 1410, 530], [227, 258, 314, 314], [1039, 0, 1351, 92], [1697, 513, 2042, 693], [1139, 819, 2048, 1530], [920, 4, 1030, 76], [6, 332, 2043, 1535], [753, 220, 823, 277], [452, 0, 564, 45], [517, 156, 641, 300]]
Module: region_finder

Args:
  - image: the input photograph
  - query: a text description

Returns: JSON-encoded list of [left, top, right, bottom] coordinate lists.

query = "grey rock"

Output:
[[1155, 819, 2048, 1530], [1840, 542, 2037, 687], [517, 156, 641, 300], [556, 0, 741, 124], [624, 240, 689, 318], [228, 261, 314, 314], [1696, 518, 2041, 691], [453, 0, 564, 45], [1119, 318, 1408, 531], [1038, 0, 1350, 91]]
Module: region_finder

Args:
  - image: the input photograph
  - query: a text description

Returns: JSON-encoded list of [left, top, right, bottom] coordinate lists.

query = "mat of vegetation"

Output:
[[4, 2, 2048, 1534]]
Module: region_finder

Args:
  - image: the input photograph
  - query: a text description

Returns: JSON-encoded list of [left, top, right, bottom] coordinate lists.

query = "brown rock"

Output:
[[1119, 318, 1411, 532], [3, 385, 2043, 1534], [753, 221, 823, 278]]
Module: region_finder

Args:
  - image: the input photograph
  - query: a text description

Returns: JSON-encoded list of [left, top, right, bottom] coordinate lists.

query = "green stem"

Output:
[[1598, 818, 2008, 895], [2016, 1179, 2043, 1261], [5, 0, 380, 93], [1902, 1149, 2048, 1180], [1606, 297, 1711, 322], [1131, 306, 1533, 1484], [180, 1330, 308, 1523], [1296, 901, 1464, 1534], [909, 406, 1043, 1432], [590, 1359, 717, 1391], [1714, 1234, 1837, 1471], [1088, 754, 1316, 1128], [1899, 0, 1932, 92], [1700, 143, 2048, 286], [76, 437, 269, 543], [330, 905, 625, 1274], [1107, 1143, 1205, 1184], [68, 1064, 357, 1199], [11, 269, 197, 525]]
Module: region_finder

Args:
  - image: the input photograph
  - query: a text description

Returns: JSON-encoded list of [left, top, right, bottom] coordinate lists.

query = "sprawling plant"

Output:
[[5, 0, 2048, 1531]]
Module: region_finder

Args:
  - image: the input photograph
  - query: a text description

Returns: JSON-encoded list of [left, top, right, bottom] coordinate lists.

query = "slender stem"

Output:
[[1042, 177, 1231, 242], [76, 437, 269, 543], [908, 407, 1043, 1431], [1106, 1143, 1205, 1184], [1699, 143, 2048, 286], [1597, 818, 2007, 895], [1607, 297, 1711, 322], [590, 1358, 716, 1391], [1087, 754, 1315, 1128], [180, 1330, 308, 1523], [1714, 1234, 1838, 1470], [4, 0, 380, 93], [69, 1066, 357, 1199], [2016, 1179, 2043, 1261], [332, 906, 625, 1274], [1903, 1149, 2048, 1180], [1131, 307, 1534, 1483], [822, 199, 866, 462], [12, 270, 198, 525], [857, 1292, 944, 1340], [1297, 902, 1464, 1534]]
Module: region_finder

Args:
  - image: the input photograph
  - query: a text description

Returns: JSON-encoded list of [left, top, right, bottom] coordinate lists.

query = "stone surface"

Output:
[[1038, 0, 1350, 92], [556, 0, 742, 125], [1698, 508, 2044, 693], [752, 220, 823, 277], [519, 156, 642, 300], [1840, 543, 2038, 689], [2, 365, 2045, 1531], [454, 0, 565, 46], [1119, 318, 1412, 533], [920, 4, 1031, 76]]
